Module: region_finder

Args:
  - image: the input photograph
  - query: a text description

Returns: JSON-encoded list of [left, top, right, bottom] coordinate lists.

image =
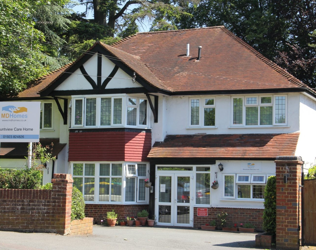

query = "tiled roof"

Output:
[[148, 133, 299, 159], [114, 27, 314, 94], [16, 27, 315, 97], [18, 63, 72, 98], [0, 138, 66, 158]]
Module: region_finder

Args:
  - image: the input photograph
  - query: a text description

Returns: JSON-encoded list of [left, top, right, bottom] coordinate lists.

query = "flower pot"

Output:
[[120, 221, 126, 226], [135, 220, 141, 227], [255, 233, 272, 249], [127, 220, 134, 226], [211, 183, 219, 189], [222, 227, 238, 232], [107, 218, 117, 227], [147, 219, 154, 227], [145, 182, 152, 188], [239, 227, 255, 233], [201, 225, 216, 231], [138, 217, 147, 226]]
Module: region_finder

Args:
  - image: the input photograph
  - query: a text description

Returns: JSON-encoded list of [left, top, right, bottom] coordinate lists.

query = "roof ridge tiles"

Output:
[[220, 27, 314, 94]]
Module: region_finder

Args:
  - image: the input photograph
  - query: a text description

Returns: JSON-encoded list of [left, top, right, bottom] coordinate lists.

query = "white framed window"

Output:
[[40, 102, 53, 129], [85, 98, 96, 126], [232, 95, 286, 126], [190, 98, 215, 127], [236, 174, 250, 183], [72, 163, 96, 202], [74, 98, 84, 126], [274, 96, 287, 125], [72, 162, 148, 204], [196, 167, 210, 205], [223, 174, 235, 198], [126, 164, 137, 176], [126, 97, 148, 126], [252, 175, 266, 184]]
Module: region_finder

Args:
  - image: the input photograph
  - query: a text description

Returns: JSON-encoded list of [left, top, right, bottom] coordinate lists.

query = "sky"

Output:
[[70, 1, 151, 32]]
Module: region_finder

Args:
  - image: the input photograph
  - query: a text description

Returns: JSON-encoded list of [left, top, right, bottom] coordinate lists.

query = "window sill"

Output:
[[228, 125, 289, 129], [186, 126, 218, 130], [85, 201, 149, 205], [70, 125, 151, 130], [194, 204, 211, 208], [40, 129, 55, 132], [220, 199, 264, 202]]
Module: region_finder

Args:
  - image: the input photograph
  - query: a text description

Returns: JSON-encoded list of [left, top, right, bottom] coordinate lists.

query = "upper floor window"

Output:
[[190, 98, 215, 127], [72, 96, 148, 128], [232, 95, 286, 126], [40, 102, 53, 129]]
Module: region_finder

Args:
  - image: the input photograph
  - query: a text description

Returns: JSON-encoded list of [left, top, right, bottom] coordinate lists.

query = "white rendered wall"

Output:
[[56, 54, 142, 91], [296, 93, 316, 170], [151, 94, 167, 145], [210, 160, 276, 209], [162, 93, 300, 136]]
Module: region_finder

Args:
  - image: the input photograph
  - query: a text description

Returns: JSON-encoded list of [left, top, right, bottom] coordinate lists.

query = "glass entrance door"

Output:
[[156, 173, 193, 227]]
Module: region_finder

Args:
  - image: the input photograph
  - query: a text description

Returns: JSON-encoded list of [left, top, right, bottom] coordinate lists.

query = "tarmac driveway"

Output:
[[0, 225, 262, 250]]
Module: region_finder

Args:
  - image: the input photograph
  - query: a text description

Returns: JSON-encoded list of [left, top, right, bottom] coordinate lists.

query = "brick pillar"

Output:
[[52, 174, 73, 235], [275, 156, 303, 250]]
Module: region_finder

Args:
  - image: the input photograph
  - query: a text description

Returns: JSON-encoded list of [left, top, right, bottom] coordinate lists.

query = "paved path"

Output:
[[0, 225, 262, 250]]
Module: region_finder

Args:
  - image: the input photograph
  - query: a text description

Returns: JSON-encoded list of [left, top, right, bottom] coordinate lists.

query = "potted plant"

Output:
[[145, 178, 152, 188], [201, 220, 216, 230], [239, 223, 255, 232], [211, 180, 219, 189], [147, 215, 155, 227], [119, 219, 126, 226], [222, 223, 238, 232], [217, 212, 228, 229], [126, 216, 135, 226], [137, 210, 149, 226], [107, 210, 117, 227], [135, 218, 141, 227]]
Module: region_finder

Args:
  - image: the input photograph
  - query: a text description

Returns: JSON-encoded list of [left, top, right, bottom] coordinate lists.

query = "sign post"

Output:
[[0, 102, 40, 168]]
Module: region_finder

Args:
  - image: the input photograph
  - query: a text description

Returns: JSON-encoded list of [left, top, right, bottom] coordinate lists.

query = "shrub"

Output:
[[71, 186, 85, 221], [107, 210, 117, 219], [263, 176, 276, 238], [137, 210, 149, 217], [306, 165, 316, 179], [217, 212, 228, 228], [40, 182, 53, 190], [0, 168, 42, 189]]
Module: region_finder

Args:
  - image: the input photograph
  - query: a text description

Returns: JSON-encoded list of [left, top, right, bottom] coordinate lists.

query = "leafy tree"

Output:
[[263, 176, 276, 240], [0, 0, 72, 99], [77, 0, 194, 36]]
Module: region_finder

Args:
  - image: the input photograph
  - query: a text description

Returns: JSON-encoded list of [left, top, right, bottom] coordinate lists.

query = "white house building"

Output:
[[1, 26, 316, 229]]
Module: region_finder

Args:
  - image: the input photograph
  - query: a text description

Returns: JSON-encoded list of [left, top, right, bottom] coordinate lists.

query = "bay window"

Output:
[[72, 162, 148, 204], [190, 98, 215, 127], [232, 95, 286, 126], [72, 96, 148, 127]]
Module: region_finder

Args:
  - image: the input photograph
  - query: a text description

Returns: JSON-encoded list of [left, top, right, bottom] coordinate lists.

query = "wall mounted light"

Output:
[[218, 163, 224, 172]]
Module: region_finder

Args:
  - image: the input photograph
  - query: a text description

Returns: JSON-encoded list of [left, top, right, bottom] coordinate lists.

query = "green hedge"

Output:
[[71, 186, 85, 221], [263, 176, 276, 238], [0, 168, 42, 189]]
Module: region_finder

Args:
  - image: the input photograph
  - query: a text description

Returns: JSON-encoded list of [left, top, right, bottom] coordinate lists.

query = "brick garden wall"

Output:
[[0, 174, 73, 235], [70, 217, 93, 235], [194, 207, 264, 231], [85, 204, 149, 224]]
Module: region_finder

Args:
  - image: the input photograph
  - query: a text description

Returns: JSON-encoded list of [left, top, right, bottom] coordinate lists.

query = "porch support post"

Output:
[[275, 156, 303, 250]]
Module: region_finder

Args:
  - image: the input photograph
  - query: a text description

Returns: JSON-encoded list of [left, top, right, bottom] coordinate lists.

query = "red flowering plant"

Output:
[[145, 178, 149, 183]]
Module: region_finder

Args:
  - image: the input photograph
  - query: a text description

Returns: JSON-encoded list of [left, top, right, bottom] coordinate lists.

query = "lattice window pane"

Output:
[[75, 99, 83, 125], [84, 178, 94, 201], [101, 98, 111, 126], [100, 164, 110, 176], [125, 178, 136, 201], [275, 96, 286, 124], [73, 163, 83, 176], [127, 165, 136, 175], [127, 107, 137, 125], [99, 178, 110, 201], [260, 106, 272, 125], [246, 107, 258, 125], [233, 98, 243, 124], [43, 103, 52, 128], [191, 99, 199, 125], [139, 99, 147, 125], [113, 98, 122, 124], [253, 185, 265, 199], [246, 97, 257, 105], [138, 179, 145, 201], [237, 185, 250, 198], [138, 164, 146, 176], [86, 98, 96, 126], [112, 164, 122, 176], [85, 164, 95, 176], [111, 178, 122, 202], [224, 175, 234, 197]]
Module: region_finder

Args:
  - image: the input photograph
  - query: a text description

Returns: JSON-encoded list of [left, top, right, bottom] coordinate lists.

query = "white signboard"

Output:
[[160, 184, 166, 193], [241, 162, 262, 172], [0, 102, 40, 142]]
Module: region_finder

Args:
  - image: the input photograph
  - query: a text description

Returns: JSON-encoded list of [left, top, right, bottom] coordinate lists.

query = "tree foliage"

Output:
[[71, 186, 86, 220], [0, 168, 42, 189], [263, 176, 276, 238]]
